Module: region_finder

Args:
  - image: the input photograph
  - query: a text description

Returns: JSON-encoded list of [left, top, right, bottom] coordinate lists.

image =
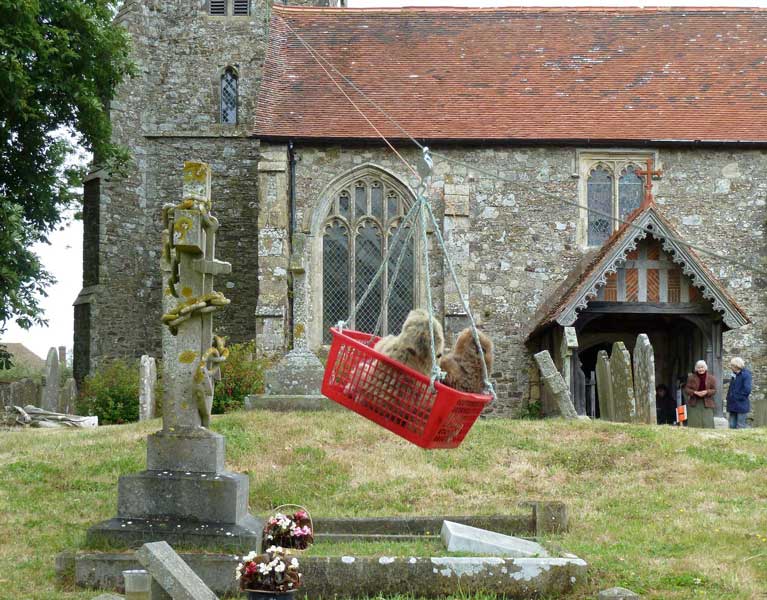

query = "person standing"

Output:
[[726, 357, 752, 429], [684, 360, 717, 428], [656, 384, 676, 425]]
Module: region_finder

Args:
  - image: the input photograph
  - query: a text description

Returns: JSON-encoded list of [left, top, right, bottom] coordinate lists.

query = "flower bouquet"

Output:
[[236, 546, 302, 600], [263, 506, 314, 550]]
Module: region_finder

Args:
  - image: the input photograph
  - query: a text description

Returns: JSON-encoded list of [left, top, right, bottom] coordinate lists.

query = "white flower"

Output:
[[290, 558, 299, 568], [274, 563, 286, 573], [258, 563, 272, 574], [288, 583, 294, 588], [244, 551, 257, 561], [267, 545, 278, 553], [235, 572, 242, 580]]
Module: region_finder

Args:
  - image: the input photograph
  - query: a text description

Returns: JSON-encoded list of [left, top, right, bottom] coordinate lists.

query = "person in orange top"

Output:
[[684, 360, 717, 428]]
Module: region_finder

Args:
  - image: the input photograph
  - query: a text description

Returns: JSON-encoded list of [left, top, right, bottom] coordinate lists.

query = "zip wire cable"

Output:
[[277, 14, 767, 279]]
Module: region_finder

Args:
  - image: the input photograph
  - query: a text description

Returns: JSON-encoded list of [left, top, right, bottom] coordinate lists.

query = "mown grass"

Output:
[[0, 413, 765, 599]]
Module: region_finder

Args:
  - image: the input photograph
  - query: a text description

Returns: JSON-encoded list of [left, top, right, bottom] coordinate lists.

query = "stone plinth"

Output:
[[264, 347, 325, 396]]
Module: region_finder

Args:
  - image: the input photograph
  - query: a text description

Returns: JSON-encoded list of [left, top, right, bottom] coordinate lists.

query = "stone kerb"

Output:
[[609, 342, 636, 423], [633, 334, 657, 425], [596, 350, 614, 421]]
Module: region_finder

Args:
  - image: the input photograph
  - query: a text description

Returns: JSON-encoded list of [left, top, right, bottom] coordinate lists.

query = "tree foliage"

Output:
[[0, 0, 132, 333]]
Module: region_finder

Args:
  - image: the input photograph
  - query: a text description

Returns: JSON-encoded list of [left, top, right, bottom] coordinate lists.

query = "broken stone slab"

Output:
[[42, 347, 60, 412], [244, 394, 342, 411], [92, 594, 124, 600], [136, 541, 217, 600], [139, 355, 158, 421], [598, 587, 640, 599], [440, 520, 549, 557], [533, 350, 578, 419]]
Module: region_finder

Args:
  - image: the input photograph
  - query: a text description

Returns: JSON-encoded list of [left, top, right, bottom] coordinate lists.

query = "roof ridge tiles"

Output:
[[272, 4, 767, 14]]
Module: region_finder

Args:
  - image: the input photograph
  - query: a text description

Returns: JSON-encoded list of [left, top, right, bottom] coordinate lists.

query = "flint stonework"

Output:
[[633, 334, 657, 424], [534, 350, 578, 419], [610, 342, 636, 423]]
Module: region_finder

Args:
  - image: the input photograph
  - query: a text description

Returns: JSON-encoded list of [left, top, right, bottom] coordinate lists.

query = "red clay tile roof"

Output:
[[256, 6, 767, 143]]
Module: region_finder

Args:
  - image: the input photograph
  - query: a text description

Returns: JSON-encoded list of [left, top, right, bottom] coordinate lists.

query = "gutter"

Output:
[[287, 140, 297, 350]]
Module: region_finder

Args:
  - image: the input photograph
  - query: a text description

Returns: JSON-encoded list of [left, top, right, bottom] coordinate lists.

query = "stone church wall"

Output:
[[74, 0, 268, 380], [292, 143, 766, 417]]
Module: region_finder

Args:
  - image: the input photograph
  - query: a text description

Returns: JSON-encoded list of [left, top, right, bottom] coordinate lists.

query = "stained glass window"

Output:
[[587, 166, 613, 246], [619, 165, 643, 219], [321, 176, 416, 341], [221, 69, 238, 125]]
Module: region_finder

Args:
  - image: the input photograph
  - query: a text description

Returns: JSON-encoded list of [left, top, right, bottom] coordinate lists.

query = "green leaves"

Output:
[[0, 0, 132, 333]]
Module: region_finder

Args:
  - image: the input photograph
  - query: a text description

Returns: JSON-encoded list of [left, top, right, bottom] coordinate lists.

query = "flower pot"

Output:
[[244, 590, 297, 600]]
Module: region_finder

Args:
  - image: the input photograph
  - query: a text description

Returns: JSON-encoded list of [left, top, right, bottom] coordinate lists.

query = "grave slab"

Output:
[[136, 542, 217, 600], [441, 520, 549, 557], [598, 586, 641, 599]]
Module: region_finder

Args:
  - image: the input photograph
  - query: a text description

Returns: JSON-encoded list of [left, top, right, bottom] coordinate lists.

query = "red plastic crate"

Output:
[[321, 328, 492, 449]]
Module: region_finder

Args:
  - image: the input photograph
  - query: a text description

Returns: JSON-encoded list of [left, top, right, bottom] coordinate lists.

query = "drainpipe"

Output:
[[287, 141, 296, 350]]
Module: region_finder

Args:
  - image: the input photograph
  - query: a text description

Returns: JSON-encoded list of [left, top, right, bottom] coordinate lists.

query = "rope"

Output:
[[417, 192, 443, 389], [340, 197, 421, 331], [372, 216, 418, 339], [277, 18, 767, 279], [424, 199, 496, 399]]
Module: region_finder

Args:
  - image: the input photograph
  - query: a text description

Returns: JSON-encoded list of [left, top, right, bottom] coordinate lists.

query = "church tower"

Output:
[[73, 0, 333, 383]]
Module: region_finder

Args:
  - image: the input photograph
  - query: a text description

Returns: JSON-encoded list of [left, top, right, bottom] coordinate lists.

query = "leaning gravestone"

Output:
[[534, 350, 578, 419], [610, 341, 636, 423], [632, 334, 657, 425], [139, 355, 157, 421], [41, 347, 60, 412], [596, 351, 614, 421], [87, 161, 262, 552]]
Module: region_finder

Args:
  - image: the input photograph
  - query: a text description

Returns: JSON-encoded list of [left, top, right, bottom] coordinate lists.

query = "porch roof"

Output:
[[526, 203, 751, 339]]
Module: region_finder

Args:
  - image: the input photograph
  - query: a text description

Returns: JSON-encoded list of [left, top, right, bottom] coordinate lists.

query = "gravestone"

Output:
[[248, 232, 327, 410], [59, 377, 77, 414], [139, 355, 158, 421], [632, 334, 657, 424], [610, 341, 636, 423], [596, 351, 613, 421], [533, 350, 578, 419], [136, 541, 217, 600], [87, 161, 262, 552], [42, 347, 60, 411], [441, 520, 549, 557], [58, 345, 67, 365]]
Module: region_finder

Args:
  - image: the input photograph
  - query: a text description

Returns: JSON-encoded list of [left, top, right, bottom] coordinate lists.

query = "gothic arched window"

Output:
[[322, 176, 415, 343], [580, 153, 652, 247], [587, 165, 613, 246], [221, 68, 238, 125]]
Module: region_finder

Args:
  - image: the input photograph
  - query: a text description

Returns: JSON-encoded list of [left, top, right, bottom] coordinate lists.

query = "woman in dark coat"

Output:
[[684, 360, 717, 428], [726, 357, 752, 429]]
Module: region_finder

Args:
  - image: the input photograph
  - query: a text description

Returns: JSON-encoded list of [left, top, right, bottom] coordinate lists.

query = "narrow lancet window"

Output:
[[221, 68, 238, 125]]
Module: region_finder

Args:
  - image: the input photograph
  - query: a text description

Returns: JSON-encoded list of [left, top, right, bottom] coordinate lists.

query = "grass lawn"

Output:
[[1, 411, 766, 599]]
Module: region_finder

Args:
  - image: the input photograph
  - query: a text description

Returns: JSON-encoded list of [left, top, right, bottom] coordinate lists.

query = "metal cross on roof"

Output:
[[635, 158, 662, 208]]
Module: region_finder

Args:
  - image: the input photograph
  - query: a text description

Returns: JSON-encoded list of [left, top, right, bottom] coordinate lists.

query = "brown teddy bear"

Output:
[[439, 328, 494, 394], [373, 308, 444, 377]]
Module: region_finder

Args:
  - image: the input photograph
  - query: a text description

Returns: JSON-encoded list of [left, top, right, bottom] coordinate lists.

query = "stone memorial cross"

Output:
[[160, 161, 231, 430]]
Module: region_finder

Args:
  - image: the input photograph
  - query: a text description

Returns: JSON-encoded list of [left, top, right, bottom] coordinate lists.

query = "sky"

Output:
[[2, 0, 765, 361]]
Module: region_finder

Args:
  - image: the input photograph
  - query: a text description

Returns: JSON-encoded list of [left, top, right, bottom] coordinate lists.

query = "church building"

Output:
[[74, 2, 766, 423]]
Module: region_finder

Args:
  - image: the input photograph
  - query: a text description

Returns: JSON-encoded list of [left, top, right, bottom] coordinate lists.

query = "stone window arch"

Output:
[[221, 67, 238, 125], [318, 168, 419, 344]]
